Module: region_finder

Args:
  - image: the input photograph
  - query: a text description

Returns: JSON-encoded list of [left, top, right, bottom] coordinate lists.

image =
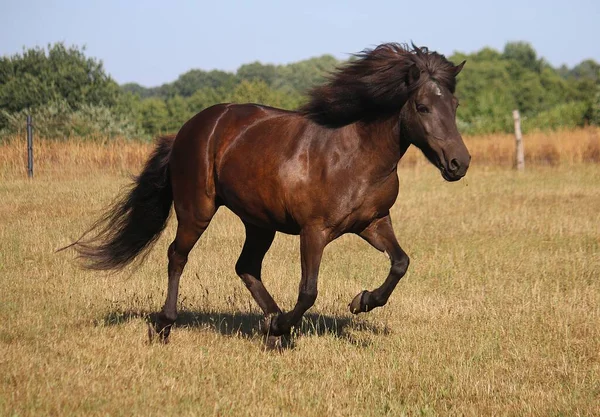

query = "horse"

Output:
[[70, 43, 470, 348]]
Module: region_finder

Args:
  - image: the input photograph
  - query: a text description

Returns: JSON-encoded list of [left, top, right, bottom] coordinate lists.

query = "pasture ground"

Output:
[[0, 137, 599, 416]]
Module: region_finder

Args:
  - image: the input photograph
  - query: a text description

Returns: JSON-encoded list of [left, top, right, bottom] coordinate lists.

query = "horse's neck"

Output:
[[398, 133, 411, 160], [357, 115, 406, 167]]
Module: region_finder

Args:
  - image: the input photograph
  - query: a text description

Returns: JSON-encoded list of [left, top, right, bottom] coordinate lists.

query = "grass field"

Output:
[[1, 132, 599, 416]]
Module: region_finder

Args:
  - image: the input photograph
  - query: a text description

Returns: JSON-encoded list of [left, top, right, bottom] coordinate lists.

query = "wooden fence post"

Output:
[[513, 110, 524, 171]]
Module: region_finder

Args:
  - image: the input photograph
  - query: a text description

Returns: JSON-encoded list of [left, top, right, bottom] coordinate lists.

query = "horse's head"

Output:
[[401, 59, 470, 182], [300, 42, 472, 181]]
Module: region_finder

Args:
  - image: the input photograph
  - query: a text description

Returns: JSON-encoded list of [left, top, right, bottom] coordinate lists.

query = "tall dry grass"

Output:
[[0, 137, 153, 179], [1, 128, 599, 180], [400, 127, 600, 167]]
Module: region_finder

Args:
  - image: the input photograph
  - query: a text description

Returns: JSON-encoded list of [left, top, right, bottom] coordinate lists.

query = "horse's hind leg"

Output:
[[235, 223, 283, 345], [349, 215, 410, 314], [152, 208, 215, 342]]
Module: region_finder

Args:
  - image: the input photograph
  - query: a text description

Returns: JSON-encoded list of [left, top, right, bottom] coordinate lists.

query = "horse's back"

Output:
[[169, 103, 306, 232]]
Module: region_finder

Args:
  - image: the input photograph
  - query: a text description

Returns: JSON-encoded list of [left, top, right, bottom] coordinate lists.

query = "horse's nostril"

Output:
[[449, 158, 460, 173]]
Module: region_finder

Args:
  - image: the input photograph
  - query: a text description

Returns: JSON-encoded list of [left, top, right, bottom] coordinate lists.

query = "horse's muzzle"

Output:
[[441, 154, 470, 181]]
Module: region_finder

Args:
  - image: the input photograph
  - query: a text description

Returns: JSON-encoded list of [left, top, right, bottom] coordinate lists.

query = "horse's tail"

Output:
[[67, 135, 176, 270]]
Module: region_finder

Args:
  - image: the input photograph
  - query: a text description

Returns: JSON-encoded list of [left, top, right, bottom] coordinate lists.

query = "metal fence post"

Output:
[[27, 115, 34, 178]]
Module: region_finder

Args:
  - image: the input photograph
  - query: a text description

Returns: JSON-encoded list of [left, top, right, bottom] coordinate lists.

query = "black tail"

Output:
[[69, 135, 176, 270]]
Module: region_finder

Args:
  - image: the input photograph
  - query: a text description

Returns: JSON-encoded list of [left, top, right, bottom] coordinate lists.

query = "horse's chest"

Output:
[[332, 173, 399, 228]]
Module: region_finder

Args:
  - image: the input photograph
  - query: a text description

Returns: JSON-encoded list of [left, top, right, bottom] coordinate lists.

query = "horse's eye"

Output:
[[416, 104, 430, 114]]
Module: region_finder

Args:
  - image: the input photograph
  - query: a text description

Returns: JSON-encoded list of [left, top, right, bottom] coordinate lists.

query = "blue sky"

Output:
[[1, 0, 598, 87]]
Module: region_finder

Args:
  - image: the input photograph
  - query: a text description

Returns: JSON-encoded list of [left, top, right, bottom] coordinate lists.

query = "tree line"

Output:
[[1, 42, 598, 140]]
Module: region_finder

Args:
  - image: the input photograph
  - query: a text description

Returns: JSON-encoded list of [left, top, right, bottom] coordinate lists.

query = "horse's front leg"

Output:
[[349, 215, 410, 314], [269, 227, 328, 337]]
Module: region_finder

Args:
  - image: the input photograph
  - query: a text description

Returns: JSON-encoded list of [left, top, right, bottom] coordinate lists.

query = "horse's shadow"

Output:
[[101, 309, 389, 347]]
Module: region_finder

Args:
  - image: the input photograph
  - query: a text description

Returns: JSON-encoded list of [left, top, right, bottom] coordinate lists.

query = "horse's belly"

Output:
[[217, 172, 301, 235]]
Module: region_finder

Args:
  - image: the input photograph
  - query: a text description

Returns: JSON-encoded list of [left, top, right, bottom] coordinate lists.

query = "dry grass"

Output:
[[0, 137, 153, 180], [402, 127, 600, 168], [0, 135, 599, 416], [1, 128, 599, 180]]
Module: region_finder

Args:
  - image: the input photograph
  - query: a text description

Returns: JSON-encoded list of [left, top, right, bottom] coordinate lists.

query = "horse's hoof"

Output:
[[262, 314, 291, 351], [261, 313, 279, 336], [264, 332, 292, 351], [349, 290, 369, 314], [147, 314, 173, 344], [263, 312, 289, 337], [264, 335, 284, 352], [147, 323, 171, 344]]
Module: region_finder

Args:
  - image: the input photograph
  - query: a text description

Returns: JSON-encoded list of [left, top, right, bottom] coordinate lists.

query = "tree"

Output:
[[568, 60, 600, 82], [0, 72, 56, 113], [139, 98, 169, 135], [511, 70, 546, 115], [539, 67, 570, 107], [471, 47, 503, 62], [0, 43, 118, 113], [172, 69, 238, 97], [187, 87, 229, 112], [0, 43, 132, 136], [121, 82, 153, 99], [165, 95, 192, 131], [452, 59, 516, 133], [591, 86, 600, 125], [230, 80, 279, 106], [237, 62, 278, 86], [275, 55, 338, 93], [503, 41, 540, 73]]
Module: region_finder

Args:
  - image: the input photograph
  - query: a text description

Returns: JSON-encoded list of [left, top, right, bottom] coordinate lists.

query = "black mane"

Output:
[[300, 43, 459, 127]]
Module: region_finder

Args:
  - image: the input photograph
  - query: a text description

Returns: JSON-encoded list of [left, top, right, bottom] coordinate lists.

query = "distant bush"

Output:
[[0, 99, 142, 139], [526, 102, 589, 131]]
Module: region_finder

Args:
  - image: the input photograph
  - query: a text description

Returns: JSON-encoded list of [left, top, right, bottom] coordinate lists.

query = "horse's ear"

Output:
[[406, 64, 421, 86], [454, 60, 466, 76]]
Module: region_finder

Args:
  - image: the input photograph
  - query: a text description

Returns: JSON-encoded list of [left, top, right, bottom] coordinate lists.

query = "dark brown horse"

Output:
[[71, 43, 470, 346]]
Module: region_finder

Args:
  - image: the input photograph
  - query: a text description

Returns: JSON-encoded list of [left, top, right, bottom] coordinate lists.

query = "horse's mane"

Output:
[[300, 43, 459, 127]]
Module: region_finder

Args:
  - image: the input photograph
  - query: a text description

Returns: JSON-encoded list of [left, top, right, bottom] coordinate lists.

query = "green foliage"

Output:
[[539, 67, 570, 106], [113, 92, 143, 130], [165, 95, 193, 131], [0, 99, 141, 138], [588, 86, 600, 125], [121, 83, 153, 99], [0, 43, 118, 113], [229, 80, 303, 109], [452, 59, 516, 134], [503, 41, 541, 73], [451, 42, 599, 134], [237, 62, 278, 86], [139, 98, 169, 135], [527, 101, 589, 131], [172, 70, 237, 98], [512, 70, 546, 115], [567, 59, 600, 82], [187, 87, 230, 112], [1, 41, 599, 139], [230, 80, 277, 105], [0, 43, 125, 138]]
